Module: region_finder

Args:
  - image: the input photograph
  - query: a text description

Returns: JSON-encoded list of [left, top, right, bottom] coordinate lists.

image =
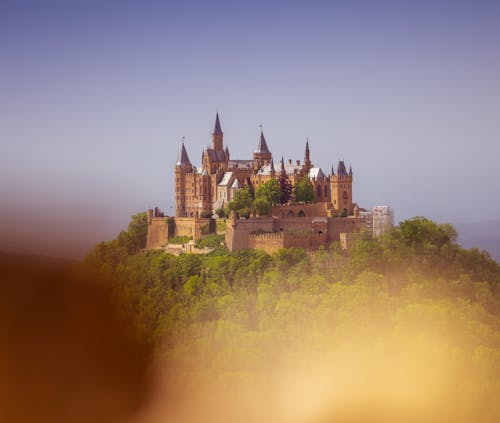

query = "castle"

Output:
[[175, 113, 354, 217], [147, 113, 368, 253]]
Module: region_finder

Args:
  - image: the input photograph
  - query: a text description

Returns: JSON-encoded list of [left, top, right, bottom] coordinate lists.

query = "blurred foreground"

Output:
[[1, 216, 499, 422]]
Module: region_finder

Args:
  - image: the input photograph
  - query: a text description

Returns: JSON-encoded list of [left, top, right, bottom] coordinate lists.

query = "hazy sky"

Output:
[[1, 0, 499, 257]]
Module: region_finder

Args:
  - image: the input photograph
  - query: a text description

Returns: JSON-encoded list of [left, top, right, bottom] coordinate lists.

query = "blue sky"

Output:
[[1, 0, 499, 257]]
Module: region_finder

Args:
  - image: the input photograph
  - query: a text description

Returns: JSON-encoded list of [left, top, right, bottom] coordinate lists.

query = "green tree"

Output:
[[255, 179, 280, 205], [227, 188, 253, 216], [278, 173, 292, 204], [293, 176, 314, 203]]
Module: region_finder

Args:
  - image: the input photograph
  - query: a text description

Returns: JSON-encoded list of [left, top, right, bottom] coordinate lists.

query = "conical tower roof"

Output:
[[254, 126, 271, 154], [214, 112, 223, 135], [176, 141, 192, 166]]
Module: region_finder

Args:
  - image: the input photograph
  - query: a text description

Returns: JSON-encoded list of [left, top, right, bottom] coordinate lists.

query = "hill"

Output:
[[81, 214, 500, 422]]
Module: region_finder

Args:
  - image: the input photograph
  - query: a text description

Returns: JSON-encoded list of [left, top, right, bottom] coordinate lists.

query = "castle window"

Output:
[[324, 185, 327, 196], [343, 191, 348, 199], [317, 185, 321, 197]]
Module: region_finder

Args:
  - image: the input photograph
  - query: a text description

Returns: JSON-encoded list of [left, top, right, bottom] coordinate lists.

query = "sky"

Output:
[[1, 0, 500, 258]]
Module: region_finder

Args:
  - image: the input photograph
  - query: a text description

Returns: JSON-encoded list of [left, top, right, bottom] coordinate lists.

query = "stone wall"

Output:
[[146, 217, 168, 249], [226, 216, 274, 251], [248, 232, 286, 254], [271, 202, 329, 218], [146, 212, 216, 249], [327, 217, 367, 242]]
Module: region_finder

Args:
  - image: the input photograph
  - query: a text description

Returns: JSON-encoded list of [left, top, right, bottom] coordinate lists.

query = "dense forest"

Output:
[[84, 213, 500, 422]]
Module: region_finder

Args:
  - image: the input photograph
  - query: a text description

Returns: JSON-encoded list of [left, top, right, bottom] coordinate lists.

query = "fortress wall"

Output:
[[146, 217, 168, 249], [273, 217, 313, 232], [173, 217, 214, 240], [226, 217, 274, 251], [271, 202, 329, 218], [282, 232, 311, 250], [248, 232, 285, 254], [327, 217, 367, 242]]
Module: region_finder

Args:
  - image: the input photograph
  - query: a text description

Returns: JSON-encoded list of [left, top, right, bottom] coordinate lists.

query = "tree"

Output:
[[254, 179, 280, 215], [278, 173, 292, 204], [293, 177, 314, 203], [226, 188, 253, 216]]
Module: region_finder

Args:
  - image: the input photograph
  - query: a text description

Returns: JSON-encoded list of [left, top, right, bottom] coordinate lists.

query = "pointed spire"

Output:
[[305, 138, 310, 163], [270, 158, 275, 173], [280, 155, 286, 173], [331, 164, 335, 175], [176, 138, 192, 166], [349, 165, 353, 175], [255, 125, 271, 154], [214, 112, 223, 135]]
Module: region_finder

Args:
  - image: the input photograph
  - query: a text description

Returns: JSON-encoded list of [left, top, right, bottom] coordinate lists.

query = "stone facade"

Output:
[[174, 113, 355, 217], [225, 207, 367, 253]]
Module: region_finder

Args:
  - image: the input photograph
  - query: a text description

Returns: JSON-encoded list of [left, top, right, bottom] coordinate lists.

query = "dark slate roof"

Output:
[[176, 142, 192, 166], [254, 128, 271, 154], [337, 160, 348, 176], [214, 112, 223, 134], [206, 148, 226, 162], [228, 159, 253, 170]]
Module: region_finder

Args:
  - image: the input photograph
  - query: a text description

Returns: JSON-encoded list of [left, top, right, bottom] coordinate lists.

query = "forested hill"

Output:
[[84, 214, 500, 422]]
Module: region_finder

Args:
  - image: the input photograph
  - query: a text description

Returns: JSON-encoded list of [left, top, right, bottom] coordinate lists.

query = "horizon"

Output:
[[1, 0, 500, 258]]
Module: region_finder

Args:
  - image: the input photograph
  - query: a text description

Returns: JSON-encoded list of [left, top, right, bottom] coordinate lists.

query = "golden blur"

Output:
[[1, 251, 499, 423]]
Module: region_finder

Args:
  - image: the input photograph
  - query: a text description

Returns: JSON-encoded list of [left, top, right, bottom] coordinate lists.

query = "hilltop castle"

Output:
[[147, 113, 369, 253], [175, 113, 354, 217]]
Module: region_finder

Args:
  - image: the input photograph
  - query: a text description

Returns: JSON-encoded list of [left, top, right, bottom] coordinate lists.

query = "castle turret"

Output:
[[253, 126, 272, 170], [175, 140, 193, 217], [330, 160, 353, 215]]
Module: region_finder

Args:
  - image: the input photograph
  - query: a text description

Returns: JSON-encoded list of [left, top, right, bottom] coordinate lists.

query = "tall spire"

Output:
[[280, 155, 285, 173], [176, 138, 192, 166], [270, 158, 275, 173], [305, 138, 310, 163], [214, 112, 223, 135], [255, 125, 271, 154]]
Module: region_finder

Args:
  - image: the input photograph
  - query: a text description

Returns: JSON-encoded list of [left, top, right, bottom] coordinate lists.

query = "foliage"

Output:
[[293, 176, 314, 203], [278, 172, 292, 204], [83, 214, 500, 420], [168, 236, 192, 244], [226, 188, 254, 216], [195, 234, 225, 249], [255, 179, 280, 206]]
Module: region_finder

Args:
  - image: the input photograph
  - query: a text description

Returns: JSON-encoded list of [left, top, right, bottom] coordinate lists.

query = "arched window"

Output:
[[343, 191, 348, 199], [324, 185, 327, 196], [317, 185, 321, 197], [287, 210, 295, 217], [298, 210, 305, 217]]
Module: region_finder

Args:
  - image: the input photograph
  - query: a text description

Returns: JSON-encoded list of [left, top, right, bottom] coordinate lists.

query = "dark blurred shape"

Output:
[[0, 253, 155, 423]]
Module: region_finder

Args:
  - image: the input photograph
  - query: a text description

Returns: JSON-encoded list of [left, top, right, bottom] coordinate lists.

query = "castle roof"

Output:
[[176, 142, 192, 166], [229, 159, 253, 170], [309, 167, 325, 180], [218, 171, 233, 187], [254, 127, 271, 154], [231, 179, 242, 189], [206, 148, 226, 162], [284, 162, 302, 176], [337, 160, 348, 176], [214, 112, 223, 135], [256, 163, 274, 176]]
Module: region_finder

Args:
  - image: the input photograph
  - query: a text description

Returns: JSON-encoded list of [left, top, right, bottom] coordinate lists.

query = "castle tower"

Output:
[[330, 160, 353, 215], [212, 112, 224, 151], [175, 141, 192, 217], [253, 126, 272, 170]]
